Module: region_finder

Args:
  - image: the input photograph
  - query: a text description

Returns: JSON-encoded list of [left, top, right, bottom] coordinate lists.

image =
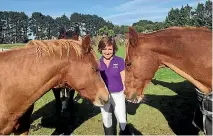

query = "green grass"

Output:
[[0, 43, 25, 49], [29, 68, 201, 135], [3, 43, 202, 135]]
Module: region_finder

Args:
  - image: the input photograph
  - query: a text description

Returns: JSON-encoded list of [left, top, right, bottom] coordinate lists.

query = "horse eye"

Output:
[[92, 67, 99, 72], [126, 62, 132, 67]]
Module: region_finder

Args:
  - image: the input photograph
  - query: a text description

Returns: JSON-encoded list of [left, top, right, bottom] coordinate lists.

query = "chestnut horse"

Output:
[[0, 35, 109, 135], [52, 26, 81, 116], [125, 27, 212, 134]]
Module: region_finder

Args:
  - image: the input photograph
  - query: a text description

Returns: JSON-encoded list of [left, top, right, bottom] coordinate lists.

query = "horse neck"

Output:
[[143, 30, 207, 62], [139, 30, 212, 93], [140, 28, 211, 65], [0, 46, 71, 114]]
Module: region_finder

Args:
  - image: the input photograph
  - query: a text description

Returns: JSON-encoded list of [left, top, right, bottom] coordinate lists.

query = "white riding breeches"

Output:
[[100, 90, 127, 130]]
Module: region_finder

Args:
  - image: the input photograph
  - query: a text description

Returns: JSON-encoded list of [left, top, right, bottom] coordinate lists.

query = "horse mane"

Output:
[[26, 39, 83, 58], [25, 39, 98, 63]]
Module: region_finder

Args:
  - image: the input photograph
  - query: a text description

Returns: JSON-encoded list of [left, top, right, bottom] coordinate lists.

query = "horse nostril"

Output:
[[99, 98, 103, 105], [130, 92, 137, 101], [99, 97, 108, 105], [103, 99, 108, 104]]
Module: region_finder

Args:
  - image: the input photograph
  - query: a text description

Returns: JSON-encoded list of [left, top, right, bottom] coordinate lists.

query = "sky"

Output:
[[0, 0, 208, 25]]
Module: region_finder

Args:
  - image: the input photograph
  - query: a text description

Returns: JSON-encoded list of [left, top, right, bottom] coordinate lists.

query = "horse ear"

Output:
[[73, 34, 79, 40], [128, 27, 139, 47], [125, 33, 129, 39], [74, 26, 80, 40], [82, 34, 91, 53]]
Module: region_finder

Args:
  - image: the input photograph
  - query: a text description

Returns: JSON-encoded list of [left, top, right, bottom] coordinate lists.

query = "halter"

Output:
[[193, 88, 213, 134]]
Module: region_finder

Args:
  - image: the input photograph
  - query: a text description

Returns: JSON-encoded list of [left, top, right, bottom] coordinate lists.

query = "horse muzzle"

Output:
[[93, 88, 109, 107], [126, 91, 144, 104]]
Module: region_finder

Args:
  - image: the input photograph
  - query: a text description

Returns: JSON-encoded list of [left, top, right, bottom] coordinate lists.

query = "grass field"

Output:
[[1, 43, 202, 135], [0, 43, 25, 49]]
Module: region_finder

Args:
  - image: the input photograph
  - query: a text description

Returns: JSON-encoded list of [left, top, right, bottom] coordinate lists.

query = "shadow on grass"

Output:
[[30, 79, 198, 135], [30, 98, 101, 135], [125, 79, 200, 135], [30, 97, 143, 135]]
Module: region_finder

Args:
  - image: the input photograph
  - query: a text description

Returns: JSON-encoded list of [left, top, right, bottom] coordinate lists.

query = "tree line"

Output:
[[0, 0, 211, 44], [101, 0, 212, 36], [132, 0, 212, 33], [0, 12, 114, 43]]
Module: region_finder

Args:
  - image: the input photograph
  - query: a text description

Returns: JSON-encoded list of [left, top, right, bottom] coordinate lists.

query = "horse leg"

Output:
[[52, 88, 62, 117], [13, 104, 34, 135], [61, 89, 67, 112], [66, 88, 75, 111]]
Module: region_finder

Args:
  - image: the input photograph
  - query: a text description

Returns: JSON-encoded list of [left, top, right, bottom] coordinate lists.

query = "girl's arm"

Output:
[[120, 70, 125, 89], [119, 58, 125, 90]]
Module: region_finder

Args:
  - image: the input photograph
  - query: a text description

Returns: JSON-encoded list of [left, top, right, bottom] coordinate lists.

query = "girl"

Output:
[[98, 36, 131, 135]]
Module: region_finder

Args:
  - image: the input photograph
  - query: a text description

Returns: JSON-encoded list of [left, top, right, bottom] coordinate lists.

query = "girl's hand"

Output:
[[123, 85, 126, 91]]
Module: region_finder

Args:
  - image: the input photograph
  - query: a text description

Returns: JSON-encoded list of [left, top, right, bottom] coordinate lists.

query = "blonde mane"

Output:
[[125, 39, 129, 61], [90, 47, 99, 63], [26, 39, 83, 58]]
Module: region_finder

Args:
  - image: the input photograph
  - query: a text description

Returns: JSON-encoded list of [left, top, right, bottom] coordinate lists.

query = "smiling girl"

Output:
[[98, 36, 131, 135]]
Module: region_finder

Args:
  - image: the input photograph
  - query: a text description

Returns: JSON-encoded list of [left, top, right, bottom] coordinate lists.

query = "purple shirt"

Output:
[[99, 55, 125, 93]]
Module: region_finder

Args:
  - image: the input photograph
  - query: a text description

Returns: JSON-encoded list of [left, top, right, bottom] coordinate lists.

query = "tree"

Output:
[[204, 0, 212, 29], [45, 15, 57, 39], [98, 26, 115, 37], [70, 13, 114, 36], [165, 8, 181, 27], [152, 22, 165, 31], [55, 14, 70, 36], [191, 3, 205, 27], [0, 11, 5, 43], [20, 12, 29, 42], [108, 29, 115, 37], [179, 4, 192, 26], [98, 26, 108, 36], [113, 25, 121, 34], [119, 25, 128, 34], [190, 1, 212, 29], [132, 19, 165, 32], [1, 1, 211, 44], [29, 12, 48, 40], [134, 25, 145, 32]]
